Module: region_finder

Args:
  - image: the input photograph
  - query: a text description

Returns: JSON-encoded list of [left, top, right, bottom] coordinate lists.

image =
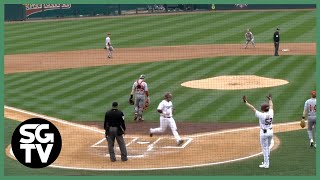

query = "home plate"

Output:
[[282, 48, 290, 52], [137, 141, 150, 144]]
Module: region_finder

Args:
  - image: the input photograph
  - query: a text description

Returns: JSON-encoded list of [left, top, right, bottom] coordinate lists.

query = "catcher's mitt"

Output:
[[129, 96, 134, 105], [242, 96, 247, 103], [300, 119, 306, 128]]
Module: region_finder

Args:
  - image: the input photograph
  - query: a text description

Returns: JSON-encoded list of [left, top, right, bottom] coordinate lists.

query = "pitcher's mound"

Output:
[[181, 75, 289, 90]]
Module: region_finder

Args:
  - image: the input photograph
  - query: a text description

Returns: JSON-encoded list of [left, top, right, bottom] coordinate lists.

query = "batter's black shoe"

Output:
[[149, 129, 153, 137], [177, 140, 184, 146], [310, 140, 314, 147], [133, 114, 138, 122]]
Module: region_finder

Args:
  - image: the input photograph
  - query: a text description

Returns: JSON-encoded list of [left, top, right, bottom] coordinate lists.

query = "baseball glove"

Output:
[[242, 96, 247, 103], [266, 94, 272, 100], [300, 119, 306, 128], [129, 96, 134, 105]]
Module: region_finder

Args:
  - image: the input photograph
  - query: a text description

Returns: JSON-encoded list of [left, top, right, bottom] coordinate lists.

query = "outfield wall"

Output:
[[5, 4, 316, 21]]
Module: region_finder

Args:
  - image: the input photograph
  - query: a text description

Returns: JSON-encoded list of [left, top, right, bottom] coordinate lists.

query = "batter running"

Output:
[[243, 94, 274, 169], [149, 92, 184, 146]]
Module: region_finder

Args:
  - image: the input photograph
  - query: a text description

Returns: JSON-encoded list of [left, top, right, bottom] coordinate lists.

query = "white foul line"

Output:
[[5, 105, 294, 171]]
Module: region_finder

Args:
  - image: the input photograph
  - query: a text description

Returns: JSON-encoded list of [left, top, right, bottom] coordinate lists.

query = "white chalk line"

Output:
[[5, 105, 293, 171]]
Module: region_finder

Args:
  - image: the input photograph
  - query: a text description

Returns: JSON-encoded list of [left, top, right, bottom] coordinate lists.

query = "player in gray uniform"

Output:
[[301, 90, 316, 148], [130, 74, 149, 122], [244, 29, 255, 49]]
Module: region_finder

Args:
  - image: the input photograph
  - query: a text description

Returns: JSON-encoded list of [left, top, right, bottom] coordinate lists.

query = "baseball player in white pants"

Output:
[[244, 29, 255, 49], [105, 32, 113, 58], [301, 90, 316, 148], [149, 92, 184, 146], [243, 94, 274, 169]]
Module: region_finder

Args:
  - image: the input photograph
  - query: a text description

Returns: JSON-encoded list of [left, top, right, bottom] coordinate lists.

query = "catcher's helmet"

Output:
[[261, 102, 269, 112], [311, 90, 316, 98]]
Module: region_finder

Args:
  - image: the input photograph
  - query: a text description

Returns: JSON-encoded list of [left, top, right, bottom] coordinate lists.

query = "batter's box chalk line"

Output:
[[91, 137, 139, 148]]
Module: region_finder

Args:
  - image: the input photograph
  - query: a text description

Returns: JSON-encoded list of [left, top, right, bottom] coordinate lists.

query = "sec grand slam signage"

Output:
[[24, 4, 71, 17]]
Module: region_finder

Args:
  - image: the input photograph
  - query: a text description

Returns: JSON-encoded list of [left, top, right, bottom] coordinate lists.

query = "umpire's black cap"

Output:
[[112, 102, 118, 107]]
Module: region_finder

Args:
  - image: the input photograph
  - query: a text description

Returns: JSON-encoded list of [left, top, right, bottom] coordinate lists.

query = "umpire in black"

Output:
[[104, 102, 128, 162], [273, 28, 280, 56]]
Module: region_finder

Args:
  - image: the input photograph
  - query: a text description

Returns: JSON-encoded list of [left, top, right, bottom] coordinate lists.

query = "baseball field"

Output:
[[4, 9, 316, 175]]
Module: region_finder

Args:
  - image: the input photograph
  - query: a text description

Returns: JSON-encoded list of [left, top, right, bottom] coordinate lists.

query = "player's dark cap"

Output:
[[112, 102, 118, 107], [276, 28, 280, 30]]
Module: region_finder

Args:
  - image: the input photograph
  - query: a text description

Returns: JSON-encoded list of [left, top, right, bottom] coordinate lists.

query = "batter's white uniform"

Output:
[[150, 99, 182, 144], [256, 109, 273, 168]]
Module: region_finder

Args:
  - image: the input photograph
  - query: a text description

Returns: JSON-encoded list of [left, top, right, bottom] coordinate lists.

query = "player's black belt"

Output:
[[163, 116, 171, 118], [262, 128, 272, 133]]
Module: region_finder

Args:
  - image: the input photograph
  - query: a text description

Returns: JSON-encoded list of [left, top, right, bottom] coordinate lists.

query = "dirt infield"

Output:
[[5, 106, 303, 171], [181, 75, 289, 90], [4, 43, 315, 74]]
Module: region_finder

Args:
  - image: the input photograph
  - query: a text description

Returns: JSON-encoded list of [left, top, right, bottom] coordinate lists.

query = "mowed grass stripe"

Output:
[[190, 56, 278, 121], [169, 11, 276, 45], [5, 15, 161, 53], [270, 56, 315, 121], [174, 56, 259, 121], [129, 12, 228, 47], [188, 56, 275, 121], [162, 11, 254, 45], [217, 11, 297, 44]]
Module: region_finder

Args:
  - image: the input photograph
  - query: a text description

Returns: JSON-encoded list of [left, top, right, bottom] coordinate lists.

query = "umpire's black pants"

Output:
[[107, 127, 128, 161], [274, 42, 279, 56]]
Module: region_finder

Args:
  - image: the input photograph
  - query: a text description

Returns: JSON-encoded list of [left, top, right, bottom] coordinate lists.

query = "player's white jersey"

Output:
[[157, 100, 173, 117], [304, 98, 316, 117], [255, 109, 274, 130], [105, 37, 111, 46], [132, 79, 148, 95]]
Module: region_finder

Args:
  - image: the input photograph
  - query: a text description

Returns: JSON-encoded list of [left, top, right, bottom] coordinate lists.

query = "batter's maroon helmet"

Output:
[[261, 102, 269, 112]]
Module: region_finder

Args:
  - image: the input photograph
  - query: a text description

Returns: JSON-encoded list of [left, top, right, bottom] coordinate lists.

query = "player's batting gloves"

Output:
[[242, 96, 247, 103]]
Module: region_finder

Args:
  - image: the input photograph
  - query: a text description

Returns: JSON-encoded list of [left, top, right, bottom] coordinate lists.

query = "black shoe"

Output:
[[177, 140, 184, 146], [121, 158, 128, 162], [133, 114, 138, 122], [110, 159, 116, 162], [149, 129, 153, 137]]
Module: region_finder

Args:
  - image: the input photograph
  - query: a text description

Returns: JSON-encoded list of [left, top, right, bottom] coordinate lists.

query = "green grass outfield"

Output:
[[4, 10, 316, 175], [4, 55, 316, 123], [4, 119, 316, 175], [4, 10, 315, 55]]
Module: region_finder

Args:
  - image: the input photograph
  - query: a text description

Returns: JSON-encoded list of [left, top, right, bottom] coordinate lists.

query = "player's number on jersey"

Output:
[[265, 118, 273, 125], [309, 105, 316, 112]]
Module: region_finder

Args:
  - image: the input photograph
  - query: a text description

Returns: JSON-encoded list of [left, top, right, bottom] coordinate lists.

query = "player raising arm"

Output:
[[242, 94, 273, 169]]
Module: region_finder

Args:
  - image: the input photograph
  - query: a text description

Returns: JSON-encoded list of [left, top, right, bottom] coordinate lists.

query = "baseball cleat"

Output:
[[133, 114, 138, 122], [259, 164, 269, 169], [149, 129, 153, 137], [310, 140, 314, 147], [177, 140, 184, 146]]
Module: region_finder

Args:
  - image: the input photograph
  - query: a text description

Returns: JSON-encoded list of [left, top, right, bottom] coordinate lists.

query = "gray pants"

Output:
[[135, 94, 146, 118], [107, 127, 127, 161]]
